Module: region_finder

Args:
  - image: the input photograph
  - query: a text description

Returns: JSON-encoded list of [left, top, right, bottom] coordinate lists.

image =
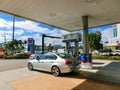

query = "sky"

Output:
[[0, 12, 114, 46]]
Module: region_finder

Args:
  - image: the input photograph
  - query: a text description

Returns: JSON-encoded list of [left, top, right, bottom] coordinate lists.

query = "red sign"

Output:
[[117, 43, 120, 46], [0, 48, 4, 51], [28, 38, 33, 44]]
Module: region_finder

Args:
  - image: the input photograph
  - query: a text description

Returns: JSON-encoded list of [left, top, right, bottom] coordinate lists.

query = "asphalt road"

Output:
[[0, 59, 29, 72]]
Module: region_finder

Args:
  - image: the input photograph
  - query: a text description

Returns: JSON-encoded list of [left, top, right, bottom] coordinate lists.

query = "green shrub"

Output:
[[92, 55, 120, 60], [110, 56, 120, 60], [92, 55, 108, 59], [4, 53, 29, 59]]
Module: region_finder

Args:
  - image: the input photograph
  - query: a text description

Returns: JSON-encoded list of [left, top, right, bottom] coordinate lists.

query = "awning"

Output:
[[0, 0, 119, 31]]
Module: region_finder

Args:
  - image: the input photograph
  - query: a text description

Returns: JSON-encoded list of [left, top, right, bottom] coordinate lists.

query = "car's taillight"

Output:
[[65, 60, 72, 65]]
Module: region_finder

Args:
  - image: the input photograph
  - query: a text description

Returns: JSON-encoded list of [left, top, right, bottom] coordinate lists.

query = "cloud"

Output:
[[14, 20, 70, 37], [14, 20, 50, 34], [15, 29, 24, 36], [0, 29, 24, 42], [0, 17, 76, 45], [60, 30, 70, 35], [0, 30, 12, 43], [0, 18, 11, 29], [46, 29, 64, 36]]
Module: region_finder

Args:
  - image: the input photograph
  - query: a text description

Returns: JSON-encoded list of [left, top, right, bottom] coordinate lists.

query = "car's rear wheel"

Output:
[[28, 63, 33, 70], [51, 66, 61, 76]]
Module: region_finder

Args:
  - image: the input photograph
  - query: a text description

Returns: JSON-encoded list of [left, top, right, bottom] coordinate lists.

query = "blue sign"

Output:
[[80, 54, 92, 63], [27, 38, 34, 52]]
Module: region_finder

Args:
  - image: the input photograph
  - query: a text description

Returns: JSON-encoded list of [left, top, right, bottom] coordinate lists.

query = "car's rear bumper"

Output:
[[60, 65, 80, 73]]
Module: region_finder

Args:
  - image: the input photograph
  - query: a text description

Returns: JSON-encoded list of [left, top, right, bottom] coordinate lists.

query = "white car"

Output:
[[28, 53, 80, 76], [92, 50, 99, 55], [111, 50, 120, 56]]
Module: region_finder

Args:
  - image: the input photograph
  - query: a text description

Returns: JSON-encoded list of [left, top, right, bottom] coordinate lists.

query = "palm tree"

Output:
[[4, 39, 26, 54], [17, 40, 26, 53], [13, 39, 19, 53], [23, 40, 27, 50]]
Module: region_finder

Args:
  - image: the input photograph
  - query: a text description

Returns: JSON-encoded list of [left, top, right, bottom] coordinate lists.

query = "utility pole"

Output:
[[12, 16, 15, 41]]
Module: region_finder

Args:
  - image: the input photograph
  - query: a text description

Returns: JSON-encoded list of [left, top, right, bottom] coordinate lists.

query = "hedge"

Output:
[[92, 55, 120, 60], [4, 53, 29, 59]]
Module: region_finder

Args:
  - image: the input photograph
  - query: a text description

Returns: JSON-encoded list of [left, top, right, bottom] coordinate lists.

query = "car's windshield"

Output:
[[31, 54, 36, 56], [57, 53, 74, 59]]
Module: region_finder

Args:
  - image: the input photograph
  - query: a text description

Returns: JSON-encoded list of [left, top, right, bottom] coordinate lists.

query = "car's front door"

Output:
[[43, 54, 57, 72], [38, 55, 47, 70]]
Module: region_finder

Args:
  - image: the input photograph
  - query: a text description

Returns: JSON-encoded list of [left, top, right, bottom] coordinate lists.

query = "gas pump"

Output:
[[62, 33, 81, 60]]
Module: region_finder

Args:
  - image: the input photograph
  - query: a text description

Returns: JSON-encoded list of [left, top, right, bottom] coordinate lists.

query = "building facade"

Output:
[[105, 24, 120, 51]]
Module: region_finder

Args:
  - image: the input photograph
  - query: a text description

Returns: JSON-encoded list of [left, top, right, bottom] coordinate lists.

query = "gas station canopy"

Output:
[[0, 0, 119, 31]]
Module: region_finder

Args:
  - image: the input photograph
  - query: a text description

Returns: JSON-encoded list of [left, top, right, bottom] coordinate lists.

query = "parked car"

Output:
[[99, 48, 112, 55], [92, 50, 99, 55], [111, 50, 120, 56], [28, 53, 80, 76]]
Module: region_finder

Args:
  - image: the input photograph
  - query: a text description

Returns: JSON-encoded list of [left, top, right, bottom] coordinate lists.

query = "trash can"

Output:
[[80, 54, 92, 69]]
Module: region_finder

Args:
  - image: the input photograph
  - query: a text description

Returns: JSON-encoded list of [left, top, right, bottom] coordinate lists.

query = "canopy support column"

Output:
[[81, 16, 92, 69], [82, 16, 89, 53]]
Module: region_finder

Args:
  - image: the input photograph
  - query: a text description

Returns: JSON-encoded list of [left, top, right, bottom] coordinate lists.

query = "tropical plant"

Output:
[[4, 39, 27, 54], [89, 31, 103, 51]]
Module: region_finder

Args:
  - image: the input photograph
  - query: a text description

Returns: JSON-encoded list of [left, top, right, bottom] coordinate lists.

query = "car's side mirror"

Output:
[[36, 56, 40, 60]]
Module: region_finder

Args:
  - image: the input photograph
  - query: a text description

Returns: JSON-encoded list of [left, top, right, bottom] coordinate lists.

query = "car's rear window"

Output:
[[57, 53, 73, 59]]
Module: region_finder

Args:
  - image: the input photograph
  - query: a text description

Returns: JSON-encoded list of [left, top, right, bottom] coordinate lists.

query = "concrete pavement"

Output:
[[0, 59, 120, 90], [0, 59, 28, 72], [0, 68, 40, 90]]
